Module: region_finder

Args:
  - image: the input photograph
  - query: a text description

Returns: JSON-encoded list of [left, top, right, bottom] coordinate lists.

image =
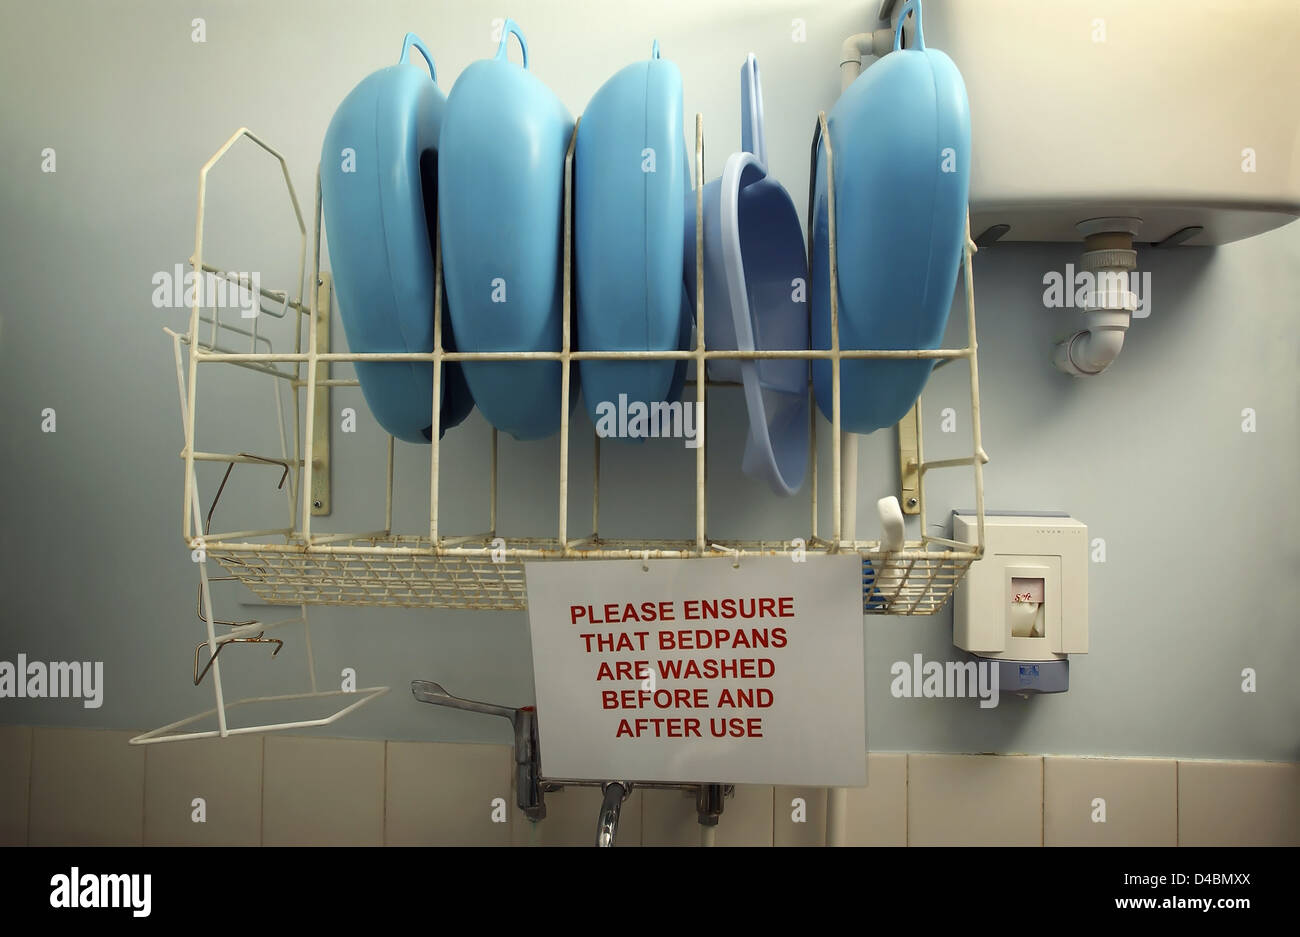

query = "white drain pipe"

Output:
[[840, 28, 896, 90], [1053, 218, 1141, 376], [826, 436, 857, 847]]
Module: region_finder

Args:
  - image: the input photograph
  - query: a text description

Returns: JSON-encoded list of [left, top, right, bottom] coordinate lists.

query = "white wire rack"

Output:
[[151, 113, 989, 748], [133, 129, 390, 745]]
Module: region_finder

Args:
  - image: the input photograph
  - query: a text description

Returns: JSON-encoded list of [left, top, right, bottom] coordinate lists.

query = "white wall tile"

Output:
[[29, 728, 144, 846], [144, 735, 263, 845], [774, 786, 827, 846], [1179, 760, 1300, 846], [387, 741, 513, 845], [0, 726, 33, 845], [909, 754, 1042, 846], [839, 753, 908, 846], [262, 736, 385, 846], [1044, 756, 1176, 846]]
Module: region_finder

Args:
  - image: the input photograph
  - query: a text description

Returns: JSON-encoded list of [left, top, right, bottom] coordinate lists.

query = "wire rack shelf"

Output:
[[171, 113, 988, 624]]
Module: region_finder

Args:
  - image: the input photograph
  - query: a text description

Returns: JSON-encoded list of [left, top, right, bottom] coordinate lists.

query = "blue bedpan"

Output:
[[685, 55, 809, 496], [575, 40, 692, 435], [439, 20, 576, 441], [812, 0, 970, 434], [320, 32, 474, 443]]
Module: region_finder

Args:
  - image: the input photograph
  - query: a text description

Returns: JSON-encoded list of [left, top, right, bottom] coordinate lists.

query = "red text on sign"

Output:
[[595, 660, 650, 681], [571, 602, 675, 625], [578, 631, 650, 652], [615, 717, 702, 738], [603, 688, 709, 709]]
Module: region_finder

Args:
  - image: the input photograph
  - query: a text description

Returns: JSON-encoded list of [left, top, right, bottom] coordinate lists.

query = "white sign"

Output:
[[524, 556, 866, 786]]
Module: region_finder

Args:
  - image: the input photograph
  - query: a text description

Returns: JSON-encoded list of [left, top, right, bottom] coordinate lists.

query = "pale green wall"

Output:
[[1, 0, 1296, 760]]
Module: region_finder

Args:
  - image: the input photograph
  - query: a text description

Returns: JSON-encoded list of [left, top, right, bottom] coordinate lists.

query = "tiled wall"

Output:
[[1, 726, 1295, 846]]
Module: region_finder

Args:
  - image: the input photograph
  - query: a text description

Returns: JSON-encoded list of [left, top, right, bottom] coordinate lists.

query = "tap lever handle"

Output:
[[412, 679, 547, 822], [411, 680, 518, 722]]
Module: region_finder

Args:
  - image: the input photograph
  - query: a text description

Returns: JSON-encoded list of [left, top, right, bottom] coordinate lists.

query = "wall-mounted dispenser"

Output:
[[899, 0, 1300, 247], [854, 0, 1300, 376], [952, 512, 1088, 695]]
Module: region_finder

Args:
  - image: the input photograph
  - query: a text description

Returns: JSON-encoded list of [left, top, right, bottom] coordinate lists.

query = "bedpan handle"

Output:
[[740, 53, 767, 166], [398, 32, 437, 82], [494, 18, 529, 69], [894, 0, 926, 51]]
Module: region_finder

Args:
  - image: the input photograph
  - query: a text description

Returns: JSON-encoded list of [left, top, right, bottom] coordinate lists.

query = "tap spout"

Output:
[[596, 782, 631, 847]]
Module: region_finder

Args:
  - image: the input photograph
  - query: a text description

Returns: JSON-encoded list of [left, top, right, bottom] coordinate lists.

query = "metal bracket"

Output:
[[311, 272, 331, 515], [897, 400, 920, 515]]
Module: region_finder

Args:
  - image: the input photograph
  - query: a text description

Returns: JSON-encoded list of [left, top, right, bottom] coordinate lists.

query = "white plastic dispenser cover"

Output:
[[912, 0, 1300, 245], [952, 512, 1088, 662]]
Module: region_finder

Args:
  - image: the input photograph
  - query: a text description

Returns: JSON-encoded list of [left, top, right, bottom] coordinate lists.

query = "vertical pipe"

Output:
[[694, 114, 706, 552], [961, 215, 987, 555], [207, 276, 220, 362], [299, 170, 324, 543], [172, 330, 226, 734], [384, 434, 394, 535], [290, 180, 312, 532], [842, 436, 858, 546], [592, 430, 600, 538], [826, 787, 849, 847], [429, 220, 444, 548], [302, 605, 318, 693], [274, 354, 293, 531], [822, 113, 842, 550], [249, 286, 259, 352], [809, 391, 818, 541], [194, 530, 228, 736], [915, 398, 926, 541], [824, 109, 850, 847], [558, 121, 578, 553], [183, 175, 207, 543], [829, 434, 856, 848], [490, 428, 499, 538], [804, 120, 821, 546], [186, 445, 225, 734]]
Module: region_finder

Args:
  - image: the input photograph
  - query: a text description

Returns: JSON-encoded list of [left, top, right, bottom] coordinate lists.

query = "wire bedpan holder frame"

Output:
[[172, 113, 989, 626]]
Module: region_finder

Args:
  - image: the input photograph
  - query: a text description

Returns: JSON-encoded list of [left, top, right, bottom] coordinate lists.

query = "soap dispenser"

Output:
[[951, 511, 1089, 695]]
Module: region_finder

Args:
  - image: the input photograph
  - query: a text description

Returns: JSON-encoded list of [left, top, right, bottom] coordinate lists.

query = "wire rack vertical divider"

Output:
[[134, 112, 988, 744]]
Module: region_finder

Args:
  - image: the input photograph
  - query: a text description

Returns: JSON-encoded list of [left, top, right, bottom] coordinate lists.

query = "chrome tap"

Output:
[[411, 680, 546, 821], [596, 781, 632, 847], [697, 783, 726, 826], [412, 680, 734, 843]]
